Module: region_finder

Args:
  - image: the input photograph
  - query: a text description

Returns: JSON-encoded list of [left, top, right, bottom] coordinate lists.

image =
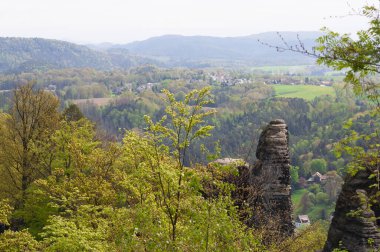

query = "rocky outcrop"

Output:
[[209, 119, 294, 240], [323, 166, 380, 252], [251, 119, 293, 236]]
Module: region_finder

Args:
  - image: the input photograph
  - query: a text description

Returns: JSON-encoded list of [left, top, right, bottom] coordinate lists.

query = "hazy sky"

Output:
[[0, 0, 373, 44]]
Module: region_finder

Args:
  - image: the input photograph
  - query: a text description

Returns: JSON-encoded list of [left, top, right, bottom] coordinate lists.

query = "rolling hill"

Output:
[[0, 32, 321, 72], [0, 37, 115, 73], [105, 31, 321, 67], [0, 37, 157, 73]]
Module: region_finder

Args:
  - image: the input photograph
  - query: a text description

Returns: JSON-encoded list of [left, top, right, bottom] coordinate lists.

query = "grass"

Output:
[[273, 84, 335, 101], [292, 188, 307, 207]]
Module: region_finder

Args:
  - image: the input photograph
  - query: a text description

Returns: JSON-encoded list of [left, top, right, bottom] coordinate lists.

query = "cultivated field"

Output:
[[273, 84, 335, 100]]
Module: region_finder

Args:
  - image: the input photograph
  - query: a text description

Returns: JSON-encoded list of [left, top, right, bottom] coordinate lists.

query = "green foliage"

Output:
[[0, 199, 13, 225], [41, 207, 114, 252], [0, 83, 60, 208], [145, 87, 216, 167], [0, 86, 270, 251], [64, 84, 109, 99], [14, 185, 58, 237], [276, 221, 328, 252], [308, 192, 316, 205], [0, 230, 41, 252], [298, 192, 314, 213], [316, 192, 329, 204], [108, 87, 263, 250], [334, 120, 380, 177], [290, 166, 300, 186], [141, 87, 218, 243], [62, 103, 84, 121], [308, 184, 321, 194], [310, 159, 327, 174]]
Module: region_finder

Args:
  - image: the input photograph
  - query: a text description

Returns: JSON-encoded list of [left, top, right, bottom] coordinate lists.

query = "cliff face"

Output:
[[323, 166, 380, 252], [252, 119, 294, 236]]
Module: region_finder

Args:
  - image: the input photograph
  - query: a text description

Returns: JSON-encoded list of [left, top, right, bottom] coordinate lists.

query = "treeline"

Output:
[[0, 67, 209, 100]]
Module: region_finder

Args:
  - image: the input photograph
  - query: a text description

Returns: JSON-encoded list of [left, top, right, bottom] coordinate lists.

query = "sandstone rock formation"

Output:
[[209, 119, 294, 239], [252, 119, 293, 236], [323, 166, 380, 252]]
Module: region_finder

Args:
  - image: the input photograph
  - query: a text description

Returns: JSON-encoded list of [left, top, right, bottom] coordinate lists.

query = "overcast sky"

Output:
[[0, 0, 373, 44]]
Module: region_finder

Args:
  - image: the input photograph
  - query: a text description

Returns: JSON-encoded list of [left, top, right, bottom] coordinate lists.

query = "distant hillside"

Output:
[[106, 31, 321, 67], [0, 38, 158, 73], [0, 32, 322, 73], [0, 37, 116, 73]]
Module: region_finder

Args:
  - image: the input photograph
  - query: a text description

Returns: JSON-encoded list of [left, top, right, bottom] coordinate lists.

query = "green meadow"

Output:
[[273, 84, 335, 101], [292, 188, 307, 206], [251, 65, 311, 73]]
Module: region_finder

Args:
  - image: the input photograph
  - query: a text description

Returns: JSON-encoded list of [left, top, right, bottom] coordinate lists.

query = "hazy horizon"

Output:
[[0, 0, 373, 44]]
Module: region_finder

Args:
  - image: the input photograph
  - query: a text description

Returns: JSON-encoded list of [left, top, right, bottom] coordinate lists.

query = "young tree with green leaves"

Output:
[[143, 87, 216, 242]]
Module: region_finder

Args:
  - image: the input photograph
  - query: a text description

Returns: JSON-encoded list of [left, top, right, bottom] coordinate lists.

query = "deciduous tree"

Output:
[[0, 83, 60, 207]]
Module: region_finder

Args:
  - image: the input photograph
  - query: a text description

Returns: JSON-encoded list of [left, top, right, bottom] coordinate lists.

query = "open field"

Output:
[[273, 84, 335, 100], [71, 97, 114, 106], [251, 65, 345, 76], [251, 65, 312, 74]]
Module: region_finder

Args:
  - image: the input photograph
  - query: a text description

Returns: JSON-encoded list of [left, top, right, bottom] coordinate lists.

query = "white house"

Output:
[[295, 215, 311, 228]]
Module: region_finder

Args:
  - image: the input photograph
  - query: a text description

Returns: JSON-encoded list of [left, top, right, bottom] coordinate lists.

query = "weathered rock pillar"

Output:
[[208, 119, 294, 240], [253, 119, 294, 236]]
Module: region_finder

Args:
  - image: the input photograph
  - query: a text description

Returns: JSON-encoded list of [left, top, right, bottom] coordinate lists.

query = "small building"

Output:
[[295, 215, 311, 228], [307, 172, 327, 183]]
